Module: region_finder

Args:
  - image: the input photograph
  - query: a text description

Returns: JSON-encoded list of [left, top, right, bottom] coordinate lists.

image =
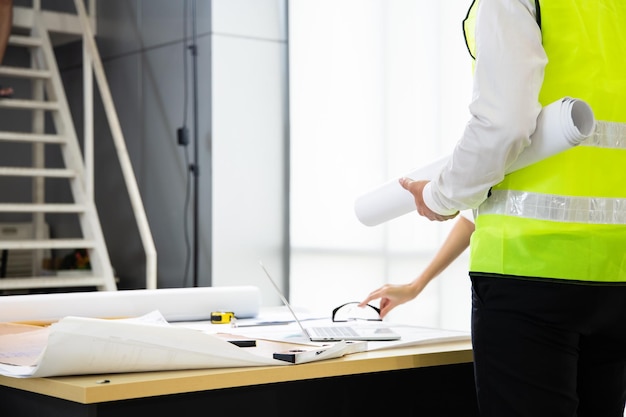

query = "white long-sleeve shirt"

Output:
[[423, 0, 547, 215]]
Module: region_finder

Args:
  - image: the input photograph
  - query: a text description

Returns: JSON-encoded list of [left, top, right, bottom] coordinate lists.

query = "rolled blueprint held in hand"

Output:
[[354, 97, 596, 226]]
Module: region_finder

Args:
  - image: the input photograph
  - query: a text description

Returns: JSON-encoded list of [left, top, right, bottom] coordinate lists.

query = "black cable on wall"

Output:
[[178, 0, 205, 287]]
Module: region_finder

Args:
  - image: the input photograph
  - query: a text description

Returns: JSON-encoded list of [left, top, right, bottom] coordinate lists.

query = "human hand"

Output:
[[359, 283, 419, 319], [399, 177, 459, 222]]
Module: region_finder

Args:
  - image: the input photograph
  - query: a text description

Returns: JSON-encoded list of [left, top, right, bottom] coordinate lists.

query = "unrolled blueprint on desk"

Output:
[[0, 307, 470, 378], [0, 311, 357, 378]]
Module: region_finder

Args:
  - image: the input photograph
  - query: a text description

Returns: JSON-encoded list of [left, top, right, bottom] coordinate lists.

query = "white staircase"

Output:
[[0, 4, 122, 292]]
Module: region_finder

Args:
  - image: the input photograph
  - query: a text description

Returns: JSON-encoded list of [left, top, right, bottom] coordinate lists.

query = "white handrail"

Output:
[[73, 0, 158, 289]]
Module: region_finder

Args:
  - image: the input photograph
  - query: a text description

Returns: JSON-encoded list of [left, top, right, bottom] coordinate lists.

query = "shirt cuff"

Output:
[[422, 182, 459, 216]]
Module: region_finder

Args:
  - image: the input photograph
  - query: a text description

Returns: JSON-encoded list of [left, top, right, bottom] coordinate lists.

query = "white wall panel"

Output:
[[211, 8, 288, 305], [212, 0, 286, 41]]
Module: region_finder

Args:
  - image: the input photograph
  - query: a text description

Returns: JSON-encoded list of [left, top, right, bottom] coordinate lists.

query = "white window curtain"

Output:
[[289, 0, 473, 331]]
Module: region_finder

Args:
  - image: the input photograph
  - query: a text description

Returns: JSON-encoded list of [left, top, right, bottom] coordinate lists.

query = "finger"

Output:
[[357, 299, 371, 307], [398, 177, 413, 190], [379, 303, 394, 319], [432, 211, 460, 222], [359, 290, 381, 307]]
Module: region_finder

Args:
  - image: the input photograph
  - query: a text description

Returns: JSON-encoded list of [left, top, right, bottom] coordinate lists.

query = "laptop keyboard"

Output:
[[311, 326, 360, 338]]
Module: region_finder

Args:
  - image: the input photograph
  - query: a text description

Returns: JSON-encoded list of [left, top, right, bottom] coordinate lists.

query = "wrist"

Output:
[[408, 279, 427, 297], [423, 182, 459, 216]]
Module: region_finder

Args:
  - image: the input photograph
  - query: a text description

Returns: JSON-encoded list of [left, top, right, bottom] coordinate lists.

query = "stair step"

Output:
[[0, 239, 95, 250], [0, 203, 86, 213], [8, 34, 43, 48], [0, 66, 51, 79], [0, 8, 121, 293], [0, 167, 76, 178], [0, 131, 65, 143], [0, 98, 59, 110], [0, 275, 106, 291]]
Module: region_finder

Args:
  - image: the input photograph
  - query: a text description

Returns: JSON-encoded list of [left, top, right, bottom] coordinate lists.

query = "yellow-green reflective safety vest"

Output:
[[464, 0, 626, 282]]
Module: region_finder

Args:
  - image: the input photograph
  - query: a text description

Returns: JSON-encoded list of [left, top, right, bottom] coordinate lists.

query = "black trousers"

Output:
[[471, 275, 626, 417]]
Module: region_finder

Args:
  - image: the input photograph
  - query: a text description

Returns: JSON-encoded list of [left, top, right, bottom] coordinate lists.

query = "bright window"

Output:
[[289, 0, 473, 331]]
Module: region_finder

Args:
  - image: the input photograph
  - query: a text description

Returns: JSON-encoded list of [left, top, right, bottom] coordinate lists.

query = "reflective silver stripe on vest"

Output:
[[476, 121, 626, 224], [582, 120, 626, 149], [477, 190, 626, 224]]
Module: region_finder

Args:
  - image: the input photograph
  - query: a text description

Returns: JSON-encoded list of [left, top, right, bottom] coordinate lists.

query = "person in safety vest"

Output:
[[361, 1, 626, 416]]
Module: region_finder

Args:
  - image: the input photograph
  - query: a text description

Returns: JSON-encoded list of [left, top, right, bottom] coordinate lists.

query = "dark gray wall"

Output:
[[53, 0, 214, 289], [1, 0, 289, 300]]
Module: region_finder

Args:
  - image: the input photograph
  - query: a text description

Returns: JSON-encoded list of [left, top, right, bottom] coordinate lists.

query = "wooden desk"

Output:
[[0, 339, 477, 417]]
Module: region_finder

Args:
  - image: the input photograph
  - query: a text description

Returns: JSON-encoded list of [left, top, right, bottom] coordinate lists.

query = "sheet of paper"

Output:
[[363, 324, 470, 351], [0, 322, 45, 336], [0, 325, 49, 366], [354, 97, 596, 226]]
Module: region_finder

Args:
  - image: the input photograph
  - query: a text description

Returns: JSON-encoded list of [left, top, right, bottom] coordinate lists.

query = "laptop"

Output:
[[259, 262, 401, 342]]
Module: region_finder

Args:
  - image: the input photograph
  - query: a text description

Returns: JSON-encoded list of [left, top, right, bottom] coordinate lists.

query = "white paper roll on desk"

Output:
[[0, 286, 262, 323], [354, 97, 595, 226]]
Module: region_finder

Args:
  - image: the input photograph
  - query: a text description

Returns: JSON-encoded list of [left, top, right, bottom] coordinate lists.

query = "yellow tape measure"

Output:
[[210, 311, 235, 324]]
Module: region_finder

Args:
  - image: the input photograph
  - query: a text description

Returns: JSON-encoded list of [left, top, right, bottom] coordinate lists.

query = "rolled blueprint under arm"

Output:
[[354, 97, 595, 226]]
